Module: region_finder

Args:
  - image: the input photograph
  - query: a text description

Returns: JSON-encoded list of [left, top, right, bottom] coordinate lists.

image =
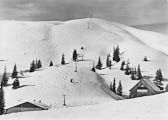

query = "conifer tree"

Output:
[[73, 49, 78, 62], [117, 81, 122, 96], [131, 68, 135, 80], [49, 60, 53, 67], [109, 59, 112, 69], [35, 59, 38, 69], [91, 65, 96, 72], [154, 69, 163, 89], [0, 84, 5, 115], [95, 57, 102, 70], [113, 45, 120, 62], [143, 56, 148, 61], [112, 78, 116, 93], [29, 60, 35, 72], [137, 64, 142, 80], [61, 54, 66, 65], [1, 66, 8, 86], [37, 60, 42, 69], [12, 78, 20, 89], [106, 54, 111, 67], [120, 61, 125, 71], [12, 64, 17, 79], [125, 64, 131, 75]]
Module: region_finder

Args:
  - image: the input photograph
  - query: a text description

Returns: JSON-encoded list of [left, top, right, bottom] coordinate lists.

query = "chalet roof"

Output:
[[130, 79, 161, 92], [6, 101, 51, 110], [143, 79, 160, 92]]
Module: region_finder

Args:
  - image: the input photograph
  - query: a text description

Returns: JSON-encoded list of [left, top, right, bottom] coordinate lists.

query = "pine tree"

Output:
[[12, 64, 17, 79], [154, 69, 163, 89], [1, 66, 8, 86], [29, 60, 35, 72], [137, 64, 142, 80], [37, 60, 42, 69], [12, 78, 20, 89], [120, 61, 125, 71], [0, 84, 5, 115], [73, 49, 78, 62], [109, 60, 112, 69], [117, 81, 122, 96], [113, 45, 120, 62], [35, 59, 38, 69], [95, 57, 102, 70], [61, 54, 66, 65], [125, 64, 131, 75], [91, 65, 96, 72], [131, 68, 135, 80], [106, 54, 111, 67], [143, 56, 148, 61], [112, 78, 116, 93], [49, 60, 53, 67]]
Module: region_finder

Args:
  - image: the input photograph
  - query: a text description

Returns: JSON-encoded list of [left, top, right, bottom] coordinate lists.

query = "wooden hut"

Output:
[[6, 101, 51, 114], [129, 79, 161, 98]]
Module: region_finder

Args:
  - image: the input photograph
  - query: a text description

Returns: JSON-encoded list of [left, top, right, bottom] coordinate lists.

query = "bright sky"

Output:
[[0, 0, 168, 25]]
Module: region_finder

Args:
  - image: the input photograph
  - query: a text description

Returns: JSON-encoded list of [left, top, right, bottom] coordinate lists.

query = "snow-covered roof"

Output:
[[130, 79, 161, 92], [143, 79, 161, 92], [6, 101, 51, 110]]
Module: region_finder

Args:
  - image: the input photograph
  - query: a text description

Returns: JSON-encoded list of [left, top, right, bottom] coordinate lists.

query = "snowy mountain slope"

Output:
[[1, 18, 168, 99], [4, 61, 121, 109], [1, 91, 168, 120], [1, 18, 168, 76]]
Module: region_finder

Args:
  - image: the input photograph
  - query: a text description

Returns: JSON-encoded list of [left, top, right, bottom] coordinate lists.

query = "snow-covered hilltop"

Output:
[[0, 18, 168, 120]]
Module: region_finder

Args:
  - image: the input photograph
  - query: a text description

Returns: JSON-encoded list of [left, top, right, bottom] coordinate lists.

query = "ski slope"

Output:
[[4, 61, 122, 109]]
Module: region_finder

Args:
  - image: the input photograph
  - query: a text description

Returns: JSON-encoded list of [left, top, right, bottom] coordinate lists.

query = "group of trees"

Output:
[[110, 78, 123, 96], [120, 61, 142, 80], [29, 60, 42, 72], [154, 69, 163, 90]]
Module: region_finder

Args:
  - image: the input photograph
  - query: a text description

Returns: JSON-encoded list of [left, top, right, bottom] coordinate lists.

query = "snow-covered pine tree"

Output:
[[73, 49, 78, 62], [117, 81, 122, 96], [37, 60, 42, 69], [137, 64, 142, 80], [35, 59, 38, 69], [154, 69, 163, 89], [49, 60, 53, 67], [106, 54, 110, 67], [29, 60, 35, 72], [113, 45, 120, 62], [1, 66, 8, 86], [12, 78, 20, 89], [143, 56, 148, 61], [95, 56, 102, 70], [61, 54, 66, 65], [125, 64, 131, 75], [12, 64, 18, 79], [0, 84, 5, 115], [112, 78, 116, 93]]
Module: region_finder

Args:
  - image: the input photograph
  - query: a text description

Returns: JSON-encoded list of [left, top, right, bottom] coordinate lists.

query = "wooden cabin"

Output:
[[129, 79, 161, 98], [6, 101, 51, 114]]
